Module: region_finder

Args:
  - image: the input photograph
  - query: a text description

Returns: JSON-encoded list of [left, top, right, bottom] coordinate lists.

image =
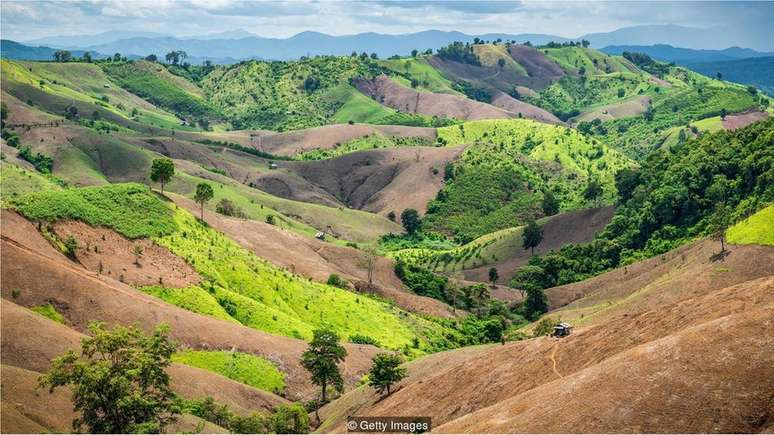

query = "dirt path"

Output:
[[550, 341, 563, 379]]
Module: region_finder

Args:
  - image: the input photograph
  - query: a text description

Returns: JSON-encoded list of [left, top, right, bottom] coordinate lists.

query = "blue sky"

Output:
[[2, 1, 773, 43]]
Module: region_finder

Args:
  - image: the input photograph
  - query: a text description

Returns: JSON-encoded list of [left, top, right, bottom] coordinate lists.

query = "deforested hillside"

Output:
[[3, 15, 774, 434]]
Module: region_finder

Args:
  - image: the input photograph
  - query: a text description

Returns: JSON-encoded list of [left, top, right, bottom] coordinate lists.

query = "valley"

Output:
[[1, 20, 773, 435]]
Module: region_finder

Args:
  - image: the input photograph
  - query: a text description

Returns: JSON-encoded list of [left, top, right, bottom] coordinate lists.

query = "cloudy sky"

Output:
[[2, 0, 773, 42]]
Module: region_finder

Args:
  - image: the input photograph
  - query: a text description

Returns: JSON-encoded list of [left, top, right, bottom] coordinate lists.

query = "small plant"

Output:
[[63, 236, 78, 258], [326, 274, 348, 289], [349, 334, 381, 347]]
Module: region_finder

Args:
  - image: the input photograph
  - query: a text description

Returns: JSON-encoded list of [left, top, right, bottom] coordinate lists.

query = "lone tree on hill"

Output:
[[39, 322, 179, 433], [358, 245, 378, 285], [150, 158, 174, 194], [524, 287, 548, 320], [301, 328, 347, 420], [522, 219, 543, 255], [401, 208, 421, 234], [541, 190, 559, 216], [368, 353, 407, 396], [709, 203, 733, 254], [194, 183, 214, 221], [488, 267, 499, 287]]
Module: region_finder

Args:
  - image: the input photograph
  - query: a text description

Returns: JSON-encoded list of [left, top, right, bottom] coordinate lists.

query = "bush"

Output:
[[326, 274, 348, 289], [349, 334, 381, 347]]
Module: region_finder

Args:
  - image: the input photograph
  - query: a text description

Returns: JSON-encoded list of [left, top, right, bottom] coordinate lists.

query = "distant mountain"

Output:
[[24, 31, 170, 49], [0, 40, 109, 61], [601, 44, 774, 63], [54, 30, 569, 62], [688, 57, 774, 96], [581, 24, 773, 52]]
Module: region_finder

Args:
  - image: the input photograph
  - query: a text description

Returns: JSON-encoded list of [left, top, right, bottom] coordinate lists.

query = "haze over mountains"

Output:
[[10, 24, 774, 62]]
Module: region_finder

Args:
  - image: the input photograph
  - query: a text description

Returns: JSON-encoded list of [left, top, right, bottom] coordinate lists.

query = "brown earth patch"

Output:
[[255, 146, 465, 216], [51, 220, 200, 288], [489, 91, 561, 124], [354, 74, 515, 121], [722, 110, 769, 130], [320, 244, 774, 433]]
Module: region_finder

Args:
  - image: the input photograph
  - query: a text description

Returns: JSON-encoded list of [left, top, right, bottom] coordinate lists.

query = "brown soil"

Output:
[[354, 75, 516, 121], [464, 207, 615, 285], [722, 110, 769, 130], [52, 220, 200, 288], [506, 45, 566, 88], [181, 124, 438, 157], [489, 91, 562, 124], [254, 146, 465, 216], [319, 240, 774, 433], [0, 211, 380, 401], [170, 196, 459, 319]]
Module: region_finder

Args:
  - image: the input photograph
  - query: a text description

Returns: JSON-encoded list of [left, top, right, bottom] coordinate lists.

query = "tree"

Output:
[[497, 58, 506, 68], [368, 353, 407, 396], [583, 179, 603, 206], [522, 219, 543, 255], [357, 245, 378, 285], [133, 245, 144, 266], [716, 72, 722, 80], [53, 50, 72, 62], [271, 404, 310, 434], [145, 54, 158, 62], [488, 267, 499, 287], [510, 265, 545, 299], [541, 190, 559, 216], [82, 51, 92, 63], [39, 322, 179, 433], [400, 208, 421, 234], [113, 52, 122, 62], [194, 183, 214, 221], [720, 108, 727, 120], [387, 211, 396, 222], [614, 168, 641, 203], [708, 203, 732, 253], [524, 287, 548, 320], [300, 328, 347, 420], [150, 158, 174, 194], [411, 49, 418, 57]]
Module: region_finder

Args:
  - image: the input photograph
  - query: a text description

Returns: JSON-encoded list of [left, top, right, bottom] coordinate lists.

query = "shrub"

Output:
[[349, 334, 381, 347], [326, 273, 348, 289]]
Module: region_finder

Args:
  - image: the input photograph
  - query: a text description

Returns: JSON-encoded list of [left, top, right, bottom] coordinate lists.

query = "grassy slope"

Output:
[[295, 132, 433, 160], [10, 183, 456, 353], [30, 304, 66, 324], [1, 60, 186, 130], [100, 60, 219, 123], [379, 56, 460, 94], [0, 162, 62, 206], [726, 205, 774, 246], [172, 350, 286, 394]]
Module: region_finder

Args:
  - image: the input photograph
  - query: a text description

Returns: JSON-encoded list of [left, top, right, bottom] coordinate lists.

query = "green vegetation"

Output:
[[726, 205, 774, 246], [13, 183, 177, 238], [172, 350, 286, 394], [368, 353, 407, 396], [428, 119, 633, 242], [514, 118, 774, 290], [379, 56, 458, 94], [202, 57, 383, 131], [101, 61, 219, 125], [184, 396, 309, 434], [39, 322, 179, 433], [0, 162, 63, 206], [140, 285, 239, 323], [30, 304, 65, 324]]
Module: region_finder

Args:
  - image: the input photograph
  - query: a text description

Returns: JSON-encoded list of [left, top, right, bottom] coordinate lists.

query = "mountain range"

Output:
[[9, 24, 774, 62]]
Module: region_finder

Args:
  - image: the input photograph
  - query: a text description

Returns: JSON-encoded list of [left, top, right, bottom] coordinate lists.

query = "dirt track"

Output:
[[722, 110, 769, 130]]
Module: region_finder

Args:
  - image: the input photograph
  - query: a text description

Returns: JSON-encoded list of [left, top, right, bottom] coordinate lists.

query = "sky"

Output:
[[2, 0, 773, 42]]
